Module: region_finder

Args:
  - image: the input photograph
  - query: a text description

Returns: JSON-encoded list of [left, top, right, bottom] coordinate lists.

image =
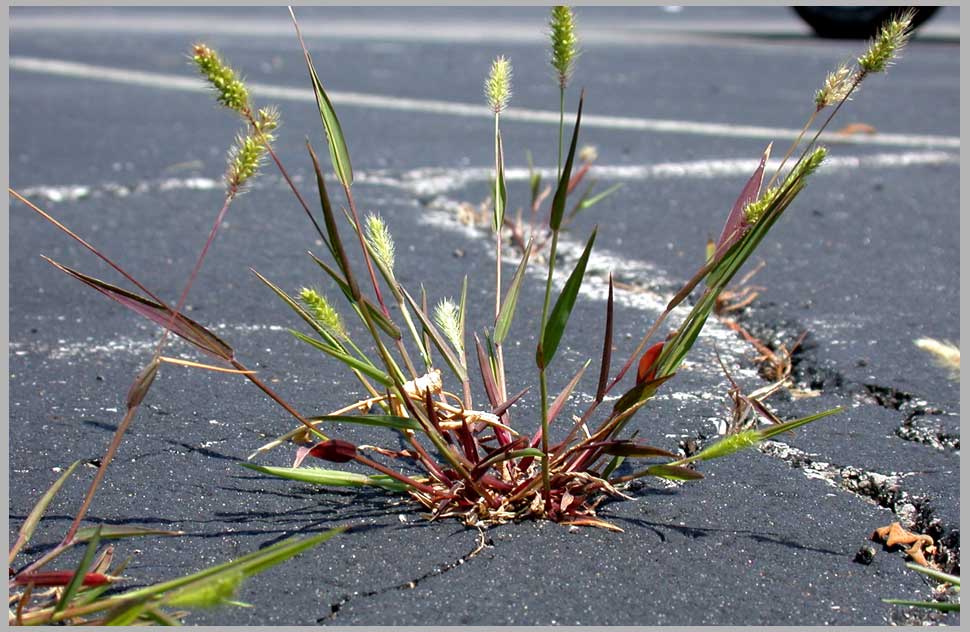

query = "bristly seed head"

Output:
[[550, 5, 579, 89], [857, 10, 915, 74], [299, 287, 348, 340], [227, 131, 267, 189], [578, 145, 598, 163], [815, 64, 855, 110], [434, 298, 463, 353], [485, 56, 513, 114], [192, 43, 250, 113], [255, 106, 281, 140], [744, 146, 827, 224], [364, 213, 396, 273]]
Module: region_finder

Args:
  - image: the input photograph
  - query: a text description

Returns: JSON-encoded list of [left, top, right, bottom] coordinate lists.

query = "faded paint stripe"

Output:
[[10, 56, 960, 150]]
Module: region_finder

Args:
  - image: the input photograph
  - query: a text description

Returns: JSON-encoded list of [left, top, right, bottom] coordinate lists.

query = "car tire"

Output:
[[794, 6, 939, 39]]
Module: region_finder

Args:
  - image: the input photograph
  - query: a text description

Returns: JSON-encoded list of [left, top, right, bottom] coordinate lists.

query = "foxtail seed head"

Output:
[[192, 43, 250, 113], [858, 10, 915, 74], [550, 5, 579, 89], [364, 213, 396, 273], [227, 132, 267, 189], [744, 146, 827, 224], [299, 287, 348, 340], [815, 64, 855, 110], [434, 298, 463, 353], [485, 56, 513, 114]]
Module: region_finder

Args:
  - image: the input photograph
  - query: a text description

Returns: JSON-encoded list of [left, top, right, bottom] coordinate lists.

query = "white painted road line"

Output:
[[10, 56, 960, 150], [15, 150, 958, 205]]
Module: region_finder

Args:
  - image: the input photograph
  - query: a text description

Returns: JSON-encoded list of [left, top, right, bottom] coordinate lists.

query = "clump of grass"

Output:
[[11, 8, 915, 533]]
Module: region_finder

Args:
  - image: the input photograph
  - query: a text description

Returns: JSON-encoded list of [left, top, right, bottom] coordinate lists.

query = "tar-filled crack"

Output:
[[726, 306, 958, 454], [321, 529, 492, 621], [759, 440, 959, 576]]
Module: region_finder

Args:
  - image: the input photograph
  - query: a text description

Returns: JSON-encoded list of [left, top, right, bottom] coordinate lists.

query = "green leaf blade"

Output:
[[494, 238, 534, 344], [539, 227, 597, 367]]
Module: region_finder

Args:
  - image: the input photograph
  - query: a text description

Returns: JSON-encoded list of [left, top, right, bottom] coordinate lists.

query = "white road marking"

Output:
[[16, 150, 958, 205], [10, 56, 960, 149]]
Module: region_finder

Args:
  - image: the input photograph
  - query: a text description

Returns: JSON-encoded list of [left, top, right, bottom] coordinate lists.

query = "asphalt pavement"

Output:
[[8, 6, 960, 626]]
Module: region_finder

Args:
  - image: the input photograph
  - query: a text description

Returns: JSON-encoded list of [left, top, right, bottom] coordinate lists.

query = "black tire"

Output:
[[793, 6, 939, 39]]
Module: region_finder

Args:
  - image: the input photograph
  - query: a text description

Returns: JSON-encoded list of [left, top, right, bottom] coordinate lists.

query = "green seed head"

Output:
[[694, 429, 760, 461], [299, 287, 348, 340], [364, 213, 396, 273], [744, 146, 827, 224], [192, 43, 250, 113], [857, 10, 914, 74], [485, 56, 513, 114], [434, 298, 463, 353], [227, 131, 266, 188], [255, 106, 281, 141], [550, 5, 579, 89], [815, 64, 855, 110], [742, 187, 779, 225]]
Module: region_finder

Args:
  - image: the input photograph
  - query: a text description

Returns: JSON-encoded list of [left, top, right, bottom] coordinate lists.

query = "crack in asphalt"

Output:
[[759, 440, 959, 576], [321, 528, 492, 622]]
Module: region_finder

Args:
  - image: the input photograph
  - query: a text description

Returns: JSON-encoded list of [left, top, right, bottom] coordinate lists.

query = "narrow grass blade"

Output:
[[716, 143, 771, 250], [882, 599, 959, 612], [527, 150, 541, 208], [158, 357, 254, 374], [906, 562, 960, 586], [574, 182, 623, 215], [538, 227, 597, 367], [491, 386, 530, 417], [471, 335, 510, 445], [54, 525, 103, 615], [72, 525, 184, 544], [164, 572, 245, 609], [251, 267, 342, 347], [126, 358, 160, 409], [622, 464, 704, 482], [595, 274, 614, 402], [547, 359, 590, 424], [105, 527, 345, 621], [550, 92, 585, 230], [756, 407, 842, 440], [9, 460, 80, 564], [596, 441, 678, 459], [493, 130, 507, 231], [307, 142, 359, 300], [292, 9, 353, 187], [611, 374, 674, 416], [241, 463, 409, 492], [289, 329, 392, 386], [13, 571, 113, 587], [294, 439, 358, 467], [494, 237, 534, 344], [308, 414, 421, 432], [474, 335, 502, 409], [646, 464, 703, 481], [45, 258, 234, 360], [689, 407, 841, 463]]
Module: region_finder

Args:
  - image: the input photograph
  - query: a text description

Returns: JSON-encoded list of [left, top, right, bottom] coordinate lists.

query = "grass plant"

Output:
[[9, 6, 916, 549]]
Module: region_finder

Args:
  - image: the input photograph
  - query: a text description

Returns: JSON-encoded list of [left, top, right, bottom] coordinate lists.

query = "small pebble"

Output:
[[854, 545, 875, 565]]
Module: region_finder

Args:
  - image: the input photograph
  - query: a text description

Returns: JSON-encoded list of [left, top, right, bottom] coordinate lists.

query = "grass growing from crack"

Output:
[[9, 7, 915, 545]]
